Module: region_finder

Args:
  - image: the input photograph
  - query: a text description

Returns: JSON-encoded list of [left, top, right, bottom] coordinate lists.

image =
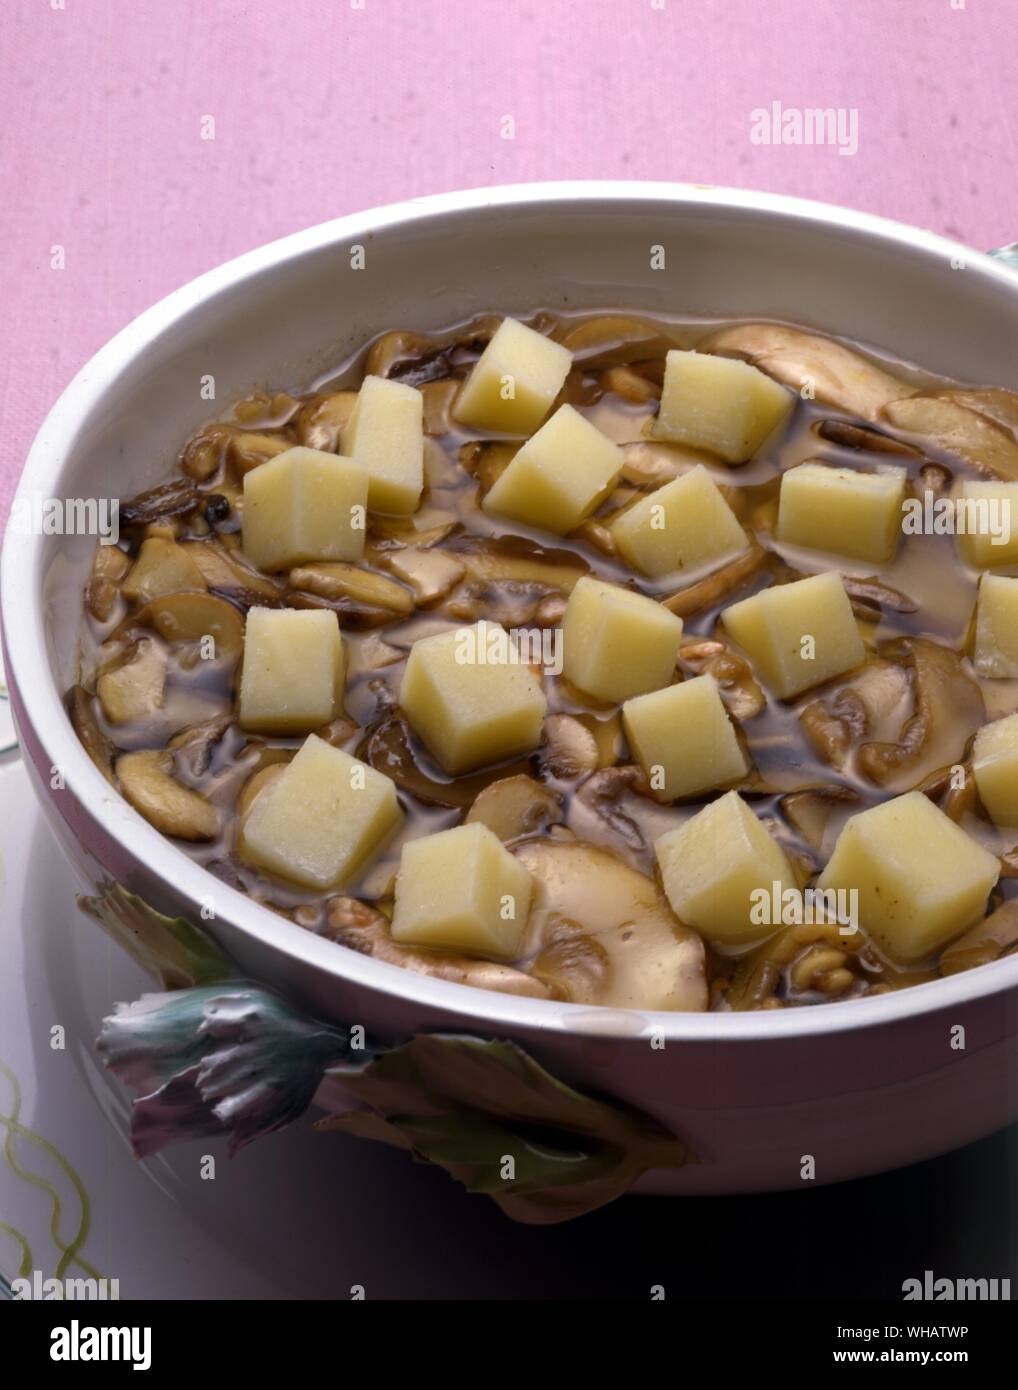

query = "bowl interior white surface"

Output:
[[6, 181, 1018, 1041]]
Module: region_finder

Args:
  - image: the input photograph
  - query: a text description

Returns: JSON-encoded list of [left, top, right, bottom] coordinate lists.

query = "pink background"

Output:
[[1, 0, 1015, 525]]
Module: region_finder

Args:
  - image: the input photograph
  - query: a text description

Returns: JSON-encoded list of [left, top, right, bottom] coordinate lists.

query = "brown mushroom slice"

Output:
[[930, 387, 1018, 436], [122, 538, 209, 605], [167, 713, 232, 778], [293, 391, 358, 452], [232, 391, 297, 428], [179, 424, 233, 482], [465, 774, 563, 841], [458, 440, 520, 495], [679, 639, 765, 721], [96, 639, 168, 726], [815, 418, 923, 457], [857, 637, 985, 790], [69, 686, 116, 782], [140, 592, 245, 663], [571, 766, 650, 866], [325, 896, 552, 999], [939, 900, 1018, 975], [420, 379, 459, 436], [782, 786, 861, 854], [515, 839, 708, 1011], [85, 545, 132, 623], [227, 430, 294, 477], [661, 543, 768, 618], [880, 395, 1018, 480], [181, 539, 281, 607], [703, 323, 911, 420], [725, 920, 866, 1010], [556, 315, 676, 369], [541, 715, 601, 780], [383, 548, 465, 606], [842, 575, 918, 618], [619, 440, 712, 489], [364, 330, 451, 384], [800, 654, 914, 771], [116, 749, 220, 841], [357, 716, 534, 810], [600, 365, 661, 404], [288, 562, 414, 617], [450, 534, 589, 594], [119, 478, 202, 528]]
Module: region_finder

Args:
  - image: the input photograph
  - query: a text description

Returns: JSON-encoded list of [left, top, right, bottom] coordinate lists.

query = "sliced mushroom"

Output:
[[842, 575, 918, 618], [97, 639, 167, 725], [661, 544, 768, 617], [69, 686, 116, 782], [930, 386, 1018, 436], [227, 430, 294, 476], [465, 774, 563, 841], [122, 538, 208, 605], [85, 545, 131, 622], [181, 539, 281, 606], [880, 395, 1018, 480], [939, 900, 1018, 975], [357, 716, 534, 809], [449, 534, 588, 593], [167, 713, 232, 778], [116, 749, 220, 841], [600, 365, 662, 403], [458, 439, 519, 494], [571, 767, 649, 863], [556, 315, 676, 369], [541, 715, 600, 779], [515, 839, 708, 1011], [816, 418, 923, 457], [124, 591, 245, 664], [288, 562, 413, 618], [782, 786, 861, 854], [703, 323, 911, 421], [420, 379, 459, 435], [325, 894, 552, 999], [119, 478, 201, 528], [857, 638, 985, 790], [233, 391, 297, 428], [725, 920, 866, 1010], [679, 639, 765, 721], [383, 548, 464, 606], [293, 391, 358, 452], [179, 424, 233, 483], [800, 654, 914, 772]]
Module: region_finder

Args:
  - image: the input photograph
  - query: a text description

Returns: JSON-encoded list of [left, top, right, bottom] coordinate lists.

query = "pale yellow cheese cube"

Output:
[[400, 620, 547, 774], [240, 734, 402, 890], [339, 374, 424, 515], [955, 480, 1018, 569], [655, 791, 797, 945], [610, 464, 750, 579], [242, 446, 367, 572], [391, 822, 534, 959], [482, 405, 622, 535], [238, 607, 346, 735], [562, 576, 683, 703], [777, 462, 906, 564], [816, 791, 999, 963], [652, 350, 794, 463], [623, 675, 748, 802], [722, 571, 864, 699], [973, 573, 1018, 677], [972, 713, 1018, 827], [452, 318, 572, 434]]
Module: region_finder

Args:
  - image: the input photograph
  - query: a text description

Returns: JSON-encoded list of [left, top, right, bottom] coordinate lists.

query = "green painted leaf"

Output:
[[78, 881, 232, 990]]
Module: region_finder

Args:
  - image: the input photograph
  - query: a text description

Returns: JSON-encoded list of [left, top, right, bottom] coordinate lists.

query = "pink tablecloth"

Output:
[[1, 0, 1015, 523]]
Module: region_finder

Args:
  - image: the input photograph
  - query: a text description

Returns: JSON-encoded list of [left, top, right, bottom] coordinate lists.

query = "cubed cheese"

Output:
[[722, 571, 864, 699], [777, 462, 907, 564], [239, 734, 402, 890], [391, 822, 534, 959], [655, 791, 797, 945], [400, 620, 547, 774], [817, 791, 999, 963], [563, 576, 683, 703], [623, 674, 748, 802], [339, 374, 424, 515], [452, 318, 572, 434], [972, 713, 1018, 827], [973, 573, 1018, 677], [610, 464, 750, 579], [238, 607, 346, 735], [242, 446, 367, 572], [482, 404, 622, 535], [122, 538, 208, 603], [652, 350, 794, 463], [955, 480, 1018, 569]]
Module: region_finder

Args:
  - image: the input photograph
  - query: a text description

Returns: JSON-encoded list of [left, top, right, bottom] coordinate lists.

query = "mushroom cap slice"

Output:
[[515, 839, 708, 1012]]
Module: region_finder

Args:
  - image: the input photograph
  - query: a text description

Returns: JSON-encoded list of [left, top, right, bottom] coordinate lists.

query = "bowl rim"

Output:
[[5, 178, 1018, 1043]]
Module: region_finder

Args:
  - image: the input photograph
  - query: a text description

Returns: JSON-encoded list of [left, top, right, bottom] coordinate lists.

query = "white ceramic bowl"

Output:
[[5, 182, 1018, 1194]]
